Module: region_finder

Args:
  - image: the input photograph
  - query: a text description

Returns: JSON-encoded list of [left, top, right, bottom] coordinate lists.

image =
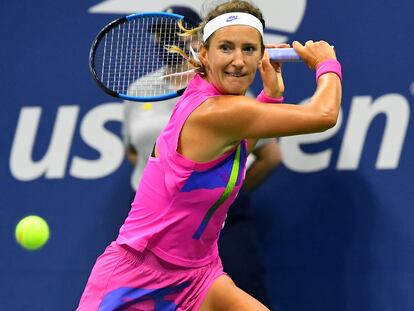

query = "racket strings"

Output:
[[94, 16, 197, 98]]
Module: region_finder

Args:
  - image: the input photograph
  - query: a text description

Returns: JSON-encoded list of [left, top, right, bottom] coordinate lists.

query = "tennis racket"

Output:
[[89, 12, 306, 102]]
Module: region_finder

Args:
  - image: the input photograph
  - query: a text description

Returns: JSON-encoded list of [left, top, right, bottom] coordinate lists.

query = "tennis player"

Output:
[[77, 0, 342, 310], [123, 6, 279, 308]]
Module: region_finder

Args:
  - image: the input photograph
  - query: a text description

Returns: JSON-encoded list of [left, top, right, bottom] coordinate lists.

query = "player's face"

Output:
[[200, 25, 263, 95]]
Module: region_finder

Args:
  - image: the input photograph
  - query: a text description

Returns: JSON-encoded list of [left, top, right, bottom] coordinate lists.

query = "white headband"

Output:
[[203, 12, 264, 42]]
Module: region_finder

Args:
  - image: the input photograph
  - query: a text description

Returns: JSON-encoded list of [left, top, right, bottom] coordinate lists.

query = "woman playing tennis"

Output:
[[78, 0, 342, 310]]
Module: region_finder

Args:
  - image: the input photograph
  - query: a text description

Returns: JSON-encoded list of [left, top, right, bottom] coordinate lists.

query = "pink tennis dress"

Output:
[[77, 74, 247, 311]]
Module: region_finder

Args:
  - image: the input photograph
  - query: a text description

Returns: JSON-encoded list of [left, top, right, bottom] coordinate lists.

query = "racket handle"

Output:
[[267, 46, 335, 62], [267, 48, 302, 62]]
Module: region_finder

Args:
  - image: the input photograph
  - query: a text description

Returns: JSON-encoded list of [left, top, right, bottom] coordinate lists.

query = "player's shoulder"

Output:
[[207, 94, 256, 114], [205, 94, 247, 106], [190, 95, 252, 125]]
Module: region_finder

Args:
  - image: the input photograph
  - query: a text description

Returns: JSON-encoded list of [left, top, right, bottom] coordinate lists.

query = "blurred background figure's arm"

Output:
[[126, 145, 138, 166], [243, 138, 282, 191]]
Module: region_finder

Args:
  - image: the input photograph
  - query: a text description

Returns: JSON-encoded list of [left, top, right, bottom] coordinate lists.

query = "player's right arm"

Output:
[[178, 40, 341, 162], [206, 40, 342, 139]]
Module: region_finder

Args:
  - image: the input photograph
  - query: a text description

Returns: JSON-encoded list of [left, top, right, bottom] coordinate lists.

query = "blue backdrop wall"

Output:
[[1, 0, 413, 310]]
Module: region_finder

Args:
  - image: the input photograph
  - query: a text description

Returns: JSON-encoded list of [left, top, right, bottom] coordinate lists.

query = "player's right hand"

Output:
[[292, 40, 337, 70]]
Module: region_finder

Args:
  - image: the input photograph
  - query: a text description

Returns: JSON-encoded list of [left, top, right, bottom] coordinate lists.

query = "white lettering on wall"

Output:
[[337, 94, 409, 170], [280, 94, 410, 172], [10, 106, 79, 181], [70, 103, 124, 179], [9, 93, 410, 180], [10, 103, 125, 181]]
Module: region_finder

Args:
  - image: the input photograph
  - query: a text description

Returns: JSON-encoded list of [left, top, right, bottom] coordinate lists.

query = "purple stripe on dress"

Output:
[[180, 143, 247, 192]]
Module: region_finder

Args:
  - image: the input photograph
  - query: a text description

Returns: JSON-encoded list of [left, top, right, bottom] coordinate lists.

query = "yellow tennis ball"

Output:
[[15, 215, 50, 250]]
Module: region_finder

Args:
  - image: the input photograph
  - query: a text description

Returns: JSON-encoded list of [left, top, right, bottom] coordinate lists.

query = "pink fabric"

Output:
[[256, 90, 284, 103], [316, 59, 342, 82], [77, 242, 226, 311], [117, 74, 247, 267]]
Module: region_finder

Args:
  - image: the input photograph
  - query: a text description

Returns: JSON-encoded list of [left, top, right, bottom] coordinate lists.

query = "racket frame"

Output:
[[89, 12, 195, 102]]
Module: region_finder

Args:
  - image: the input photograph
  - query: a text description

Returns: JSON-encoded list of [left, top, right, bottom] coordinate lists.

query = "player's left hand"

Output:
[[258, 43, 290, 98]]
